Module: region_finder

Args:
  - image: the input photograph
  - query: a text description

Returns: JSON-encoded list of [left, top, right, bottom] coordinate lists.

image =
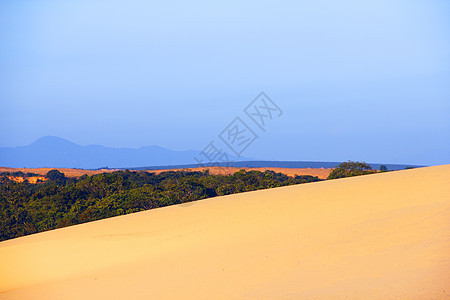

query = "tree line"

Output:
[[0, 169, 320, 241]]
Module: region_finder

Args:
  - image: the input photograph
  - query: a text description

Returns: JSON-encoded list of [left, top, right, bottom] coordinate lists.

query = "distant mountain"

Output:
[[0, 136, 242, 169], [0, 136, 423, 170]]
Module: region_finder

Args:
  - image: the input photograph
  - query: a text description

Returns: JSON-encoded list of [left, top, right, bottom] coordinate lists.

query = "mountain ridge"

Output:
[[0, 136, 239, 169], [0, 136, 423, 170]]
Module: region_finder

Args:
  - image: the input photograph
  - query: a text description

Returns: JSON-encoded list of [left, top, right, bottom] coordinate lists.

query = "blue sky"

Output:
[[1, 0, 449, 165]]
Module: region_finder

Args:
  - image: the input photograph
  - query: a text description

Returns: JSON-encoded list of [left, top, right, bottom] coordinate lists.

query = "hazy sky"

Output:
[[1, 0, 449, 165]]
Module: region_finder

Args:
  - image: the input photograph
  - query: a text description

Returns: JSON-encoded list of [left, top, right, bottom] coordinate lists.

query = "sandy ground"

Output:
[[0, 165, 449, 299], [6, 176, 47, 183], [149, 166, 332, 179], [0, 166, 332, 179]]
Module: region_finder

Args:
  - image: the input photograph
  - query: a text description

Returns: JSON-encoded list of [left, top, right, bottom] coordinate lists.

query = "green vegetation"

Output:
[[45, 169, 66, 182], [0, 169, 320, 242], [379, 165, 388, 172], [327, 161, 376, 180], [0, 171, 41, 177]]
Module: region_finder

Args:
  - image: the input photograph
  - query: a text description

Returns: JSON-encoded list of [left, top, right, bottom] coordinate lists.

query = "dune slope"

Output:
[[1, 165, 449, 299]]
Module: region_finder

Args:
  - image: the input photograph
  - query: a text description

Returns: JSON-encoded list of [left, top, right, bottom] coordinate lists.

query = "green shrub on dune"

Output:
[[327, 161, 376, 180]]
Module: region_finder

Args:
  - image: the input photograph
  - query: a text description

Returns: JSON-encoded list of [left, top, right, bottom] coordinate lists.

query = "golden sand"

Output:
[[1, 165, 449, 299]]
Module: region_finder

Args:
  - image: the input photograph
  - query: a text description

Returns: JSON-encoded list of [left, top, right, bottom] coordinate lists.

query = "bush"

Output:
[[46, 170, 66, 180], [327, 161, 375, 180], [46, 170, 67, 184]]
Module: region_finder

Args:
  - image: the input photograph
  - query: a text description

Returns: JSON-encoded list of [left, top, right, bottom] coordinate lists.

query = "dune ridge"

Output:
[[1, 165, 449, 299]]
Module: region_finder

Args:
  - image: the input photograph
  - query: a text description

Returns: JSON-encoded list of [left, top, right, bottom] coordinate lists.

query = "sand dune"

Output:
[[0, 166, 331, 179], [1, 165, 449, 299], [149, 166, 332, 179]]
